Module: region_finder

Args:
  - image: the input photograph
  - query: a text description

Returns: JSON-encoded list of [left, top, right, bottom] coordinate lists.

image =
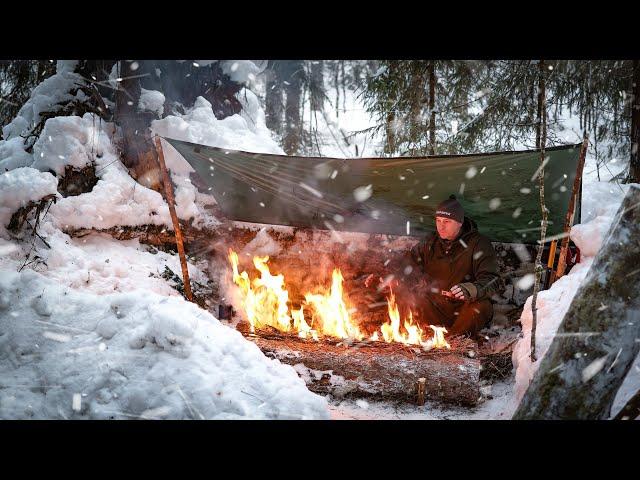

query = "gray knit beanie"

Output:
[[435, 194, 464, 223]]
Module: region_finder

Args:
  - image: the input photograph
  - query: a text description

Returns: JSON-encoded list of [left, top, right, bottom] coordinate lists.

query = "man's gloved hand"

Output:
[[449, 283, 478, 301]]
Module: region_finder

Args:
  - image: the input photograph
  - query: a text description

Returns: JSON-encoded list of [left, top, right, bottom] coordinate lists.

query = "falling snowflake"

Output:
[[489, 198, 501, 210], [465, 166, 478, 179], [516, 274, 535, 290], [582, 356, 609, 383], [72, 394, 82, 412], [353, 185, 373, 202]]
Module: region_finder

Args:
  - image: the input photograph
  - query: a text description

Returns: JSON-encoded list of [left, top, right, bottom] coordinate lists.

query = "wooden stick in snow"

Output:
[[552, 134, 589, 284], [154, 135, 194, 302], [530, 59, 548, 362]]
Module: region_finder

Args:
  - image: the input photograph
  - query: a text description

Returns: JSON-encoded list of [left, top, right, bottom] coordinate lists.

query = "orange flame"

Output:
[[304, 269, 365, 340], [228, 250, 363, 340], [377, 287, 451, 349], [227, 249, 449, 349]]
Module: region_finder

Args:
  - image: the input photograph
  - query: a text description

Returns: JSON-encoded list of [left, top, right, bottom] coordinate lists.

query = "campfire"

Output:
[[228, 249, 450, 350]]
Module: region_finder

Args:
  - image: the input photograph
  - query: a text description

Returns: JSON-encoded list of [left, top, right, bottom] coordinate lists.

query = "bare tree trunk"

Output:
[[385, 111, 397, 155], [114, 60, 162, 192], [309, 60, 324, 112], [530, 59, 547, 362], [265, 60, 283, 135], [513, 186, 640, 419], [629, 60, 640, 183], [283, 60, 304, 155], [428, 62, 436, 155], [334, 61, 340, 119]]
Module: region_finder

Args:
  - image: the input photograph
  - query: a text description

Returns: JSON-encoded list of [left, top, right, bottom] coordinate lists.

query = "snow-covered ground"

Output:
[[0, 61, 329, 420], [328, 379, 514, 420], [0, 60, 637, 419]]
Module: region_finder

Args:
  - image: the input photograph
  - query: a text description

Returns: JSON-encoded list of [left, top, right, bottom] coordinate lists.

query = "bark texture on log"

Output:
[[513, 186, 640, 419], [238, 324, 481, 406]]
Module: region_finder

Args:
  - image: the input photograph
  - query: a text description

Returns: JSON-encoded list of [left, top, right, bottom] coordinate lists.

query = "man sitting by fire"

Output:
[[406, 195, 501, 337]]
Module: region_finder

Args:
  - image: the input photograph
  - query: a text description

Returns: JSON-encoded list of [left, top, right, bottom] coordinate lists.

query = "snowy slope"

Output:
[[0, 268, 328, 419], [0, 61, 330, 420]]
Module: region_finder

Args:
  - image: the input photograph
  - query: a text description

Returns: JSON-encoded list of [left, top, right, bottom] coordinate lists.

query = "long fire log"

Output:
[[238, 324, 482, 406]]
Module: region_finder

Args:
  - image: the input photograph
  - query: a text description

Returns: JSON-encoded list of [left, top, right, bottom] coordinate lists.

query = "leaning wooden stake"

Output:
[[513, 186, 640, 419], [154, 135, 194, 302], [416, 377, 427, 406], [552, 134, 589, 283]]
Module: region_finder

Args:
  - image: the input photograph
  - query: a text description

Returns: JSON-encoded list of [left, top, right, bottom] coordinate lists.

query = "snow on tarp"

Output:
[[0, 167, 58, 237], [2, 61, 82, 142], [0, 268, 330, 419]]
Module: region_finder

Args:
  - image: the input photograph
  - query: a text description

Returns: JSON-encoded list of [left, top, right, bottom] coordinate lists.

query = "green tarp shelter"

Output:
[[164, 138, 583, 244]]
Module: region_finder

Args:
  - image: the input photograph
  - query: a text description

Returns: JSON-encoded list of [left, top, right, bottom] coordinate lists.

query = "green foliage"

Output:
[[359, 60, 635, 178], [0, 60, 56, 134]]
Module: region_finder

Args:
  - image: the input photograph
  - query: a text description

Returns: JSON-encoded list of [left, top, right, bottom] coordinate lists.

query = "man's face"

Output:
[[436, 216, 463, 240]]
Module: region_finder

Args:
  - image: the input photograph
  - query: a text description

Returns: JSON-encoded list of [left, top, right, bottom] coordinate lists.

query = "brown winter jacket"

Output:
[[410, 216, 501, 300]]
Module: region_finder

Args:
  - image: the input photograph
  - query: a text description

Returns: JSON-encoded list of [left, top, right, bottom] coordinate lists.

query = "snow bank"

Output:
[[0, 167, 58, 237], [150, 94, 284, 229], [3, 225, 209, 298], [0, 268, 329, 419], [510, 181, 635, 412], [151, 94, 283, 155], [31, 114, 103, 175], [35, 113, 182, 230], [138, 88, 165, 117], [0, 138, 33, 172], [2, 65, 84, 141], [242, 227, 282, 257], [219, 61, 261, 86]]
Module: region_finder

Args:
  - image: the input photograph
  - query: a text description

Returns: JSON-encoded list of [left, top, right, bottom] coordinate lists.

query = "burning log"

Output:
[[238, 322, 482, 406]]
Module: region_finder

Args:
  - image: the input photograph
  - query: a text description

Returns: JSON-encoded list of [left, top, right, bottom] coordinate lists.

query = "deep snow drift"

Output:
[[0, 268, 328, 419], [0, 61, 329, 420]]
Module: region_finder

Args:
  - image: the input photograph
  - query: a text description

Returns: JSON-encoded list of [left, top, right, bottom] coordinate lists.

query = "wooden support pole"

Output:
[[552, 134, 589, 284], [154, 135, 194, 302], [547, 240, 557, 269]]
